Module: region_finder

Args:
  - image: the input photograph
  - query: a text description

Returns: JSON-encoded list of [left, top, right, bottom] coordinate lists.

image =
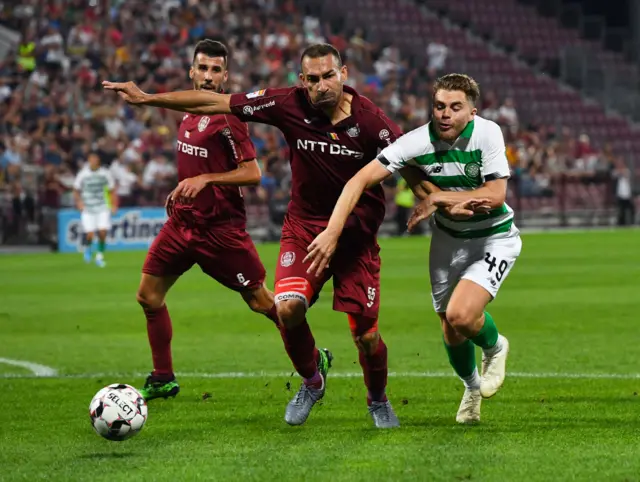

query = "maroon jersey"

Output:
[[174, 113, 256, 227], [229, 86, 402, 236]]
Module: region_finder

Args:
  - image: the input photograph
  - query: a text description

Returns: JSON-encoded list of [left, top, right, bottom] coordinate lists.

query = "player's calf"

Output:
[[348, 315, 397, 428], [94, 230, 108, 267], [137, 274, 179, 392], [83, 233, 94, 263], [445, 295, 509, 398]]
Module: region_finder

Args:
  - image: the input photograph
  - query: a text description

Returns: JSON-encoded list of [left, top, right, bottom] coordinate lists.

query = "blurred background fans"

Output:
[[0, 0, 637, 248]]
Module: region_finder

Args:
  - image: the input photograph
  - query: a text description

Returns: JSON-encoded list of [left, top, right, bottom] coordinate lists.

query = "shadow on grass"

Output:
[[78, 452, 138, 460]]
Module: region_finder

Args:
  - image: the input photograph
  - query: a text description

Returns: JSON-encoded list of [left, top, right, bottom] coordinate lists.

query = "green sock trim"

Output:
[[443, 338, 476, 379], [470, 311, 499, 349], [98, 239, 106, 253]]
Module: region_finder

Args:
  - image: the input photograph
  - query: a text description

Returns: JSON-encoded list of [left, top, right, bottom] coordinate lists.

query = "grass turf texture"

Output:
[[1, 230, 640, 481]]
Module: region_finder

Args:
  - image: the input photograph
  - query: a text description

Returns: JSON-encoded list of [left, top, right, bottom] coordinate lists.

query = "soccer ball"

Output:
[[89, 383, 148, 441]]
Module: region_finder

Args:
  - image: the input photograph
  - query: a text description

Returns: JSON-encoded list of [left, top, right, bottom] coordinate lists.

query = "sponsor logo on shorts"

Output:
[[197, 116, 210, 132], [242, 101, 275, 116], [280, 251, 296, 267], [246, 89, 266, 99]]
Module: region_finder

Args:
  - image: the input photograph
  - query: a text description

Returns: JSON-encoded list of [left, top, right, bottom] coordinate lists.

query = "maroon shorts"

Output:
[[274, 215, 381, 318], [143, 217, 266, 292]]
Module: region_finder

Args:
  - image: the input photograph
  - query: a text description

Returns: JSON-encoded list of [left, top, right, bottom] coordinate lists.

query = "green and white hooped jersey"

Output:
[[73, 166, 115, 214], [377, 115, 517, 239]]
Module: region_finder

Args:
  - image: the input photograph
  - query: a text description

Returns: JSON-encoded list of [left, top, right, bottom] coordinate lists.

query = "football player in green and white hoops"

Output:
[[73, 152, 117, 267], [304, 73, 521, 424]]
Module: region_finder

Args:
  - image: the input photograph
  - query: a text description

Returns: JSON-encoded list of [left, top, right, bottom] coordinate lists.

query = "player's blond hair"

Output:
[[433, 73, 480, 105]]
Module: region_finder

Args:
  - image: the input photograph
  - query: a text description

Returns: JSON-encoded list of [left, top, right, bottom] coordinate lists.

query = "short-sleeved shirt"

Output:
[[377, 115, 516, 239], [74, 166, 115, 214], [173, 113, 256, 227], [229, 85, 402, 237]]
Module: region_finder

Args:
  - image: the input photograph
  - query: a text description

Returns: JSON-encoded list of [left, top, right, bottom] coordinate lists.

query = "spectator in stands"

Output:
[[498, 97, 518, 132], [612, 158, 635, 226], [142, 154, 176, 202], [0, 0, 627, 245], [426, 41, 448, 76]]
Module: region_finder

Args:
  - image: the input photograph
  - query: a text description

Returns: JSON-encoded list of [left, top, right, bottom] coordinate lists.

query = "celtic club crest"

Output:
[[464, 162, 481, 182]]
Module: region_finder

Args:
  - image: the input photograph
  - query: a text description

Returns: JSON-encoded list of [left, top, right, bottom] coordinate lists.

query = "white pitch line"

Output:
[[0, 358, 58, 377], [1, 370, 640, 380]]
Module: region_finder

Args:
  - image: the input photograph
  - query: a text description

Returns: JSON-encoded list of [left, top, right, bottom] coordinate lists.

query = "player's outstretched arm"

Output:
[[398, 166, 440, 200], [429, 178, 507, 209], [102, 81, 231, 115], [171, 159, 261, 201], [304, 160, 391, 277]]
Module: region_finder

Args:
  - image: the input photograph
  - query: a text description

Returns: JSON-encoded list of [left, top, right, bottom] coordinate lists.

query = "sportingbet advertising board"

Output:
[[57, 208, 168, 253]]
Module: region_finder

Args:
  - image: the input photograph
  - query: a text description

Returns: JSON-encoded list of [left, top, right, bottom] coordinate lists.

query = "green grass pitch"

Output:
[[1, 230, 640, 481]]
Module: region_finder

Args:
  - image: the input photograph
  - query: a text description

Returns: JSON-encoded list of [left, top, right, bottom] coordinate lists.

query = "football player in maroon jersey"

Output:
[[129, 40, 279, 402], [105, 43, 431, 427]]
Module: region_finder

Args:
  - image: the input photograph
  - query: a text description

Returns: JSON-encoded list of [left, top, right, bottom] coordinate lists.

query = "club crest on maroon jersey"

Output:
[[198, 116, 210, 132], [347, 124, 360, 138], [280, 251, 296, 267]]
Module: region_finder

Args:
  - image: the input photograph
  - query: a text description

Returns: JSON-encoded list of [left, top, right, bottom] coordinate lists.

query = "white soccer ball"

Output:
[[89, 383, 148, 441]]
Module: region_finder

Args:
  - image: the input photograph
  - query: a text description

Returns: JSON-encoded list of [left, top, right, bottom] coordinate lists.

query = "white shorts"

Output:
[[81, 210, 111, 233], [429, 226, 522, 313]]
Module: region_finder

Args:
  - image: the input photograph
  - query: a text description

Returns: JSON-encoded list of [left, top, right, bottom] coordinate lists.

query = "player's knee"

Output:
[[243, 286, 274, 315], [348, 314, 380, 355], [136, 287, 165, 310], [246, 295, 271, 315], [441, 317, 467, 345], [445, 305, 478, 333], [274, 277, 312, 328], [276, 300, 306, 328], [354, 331, 380, 355]]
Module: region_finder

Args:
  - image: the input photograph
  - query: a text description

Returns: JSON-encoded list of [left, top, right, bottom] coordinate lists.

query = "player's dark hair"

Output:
[[300, 43, 342, 67], [433, 73, 480, 105], [192, 39, 229, 66]]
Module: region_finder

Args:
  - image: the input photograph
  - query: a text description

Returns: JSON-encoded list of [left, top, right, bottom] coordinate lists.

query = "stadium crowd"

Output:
[[0, 0, 634, 243]]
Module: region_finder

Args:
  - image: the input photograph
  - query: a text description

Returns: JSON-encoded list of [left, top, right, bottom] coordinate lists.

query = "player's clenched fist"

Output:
[[102, 80, 148, 104]]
